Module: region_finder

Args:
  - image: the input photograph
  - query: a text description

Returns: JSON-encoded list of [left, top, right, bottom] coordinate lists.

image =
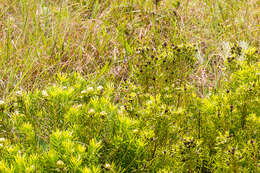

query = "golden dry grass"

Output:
[[0, 0, 259, 97]]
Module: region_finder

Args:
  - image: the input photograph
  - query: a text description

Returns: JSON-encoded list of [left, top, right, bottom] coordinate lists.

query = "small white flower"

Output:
[[133, 129, 138, 133], [82, 86, 94, 94], [87, 86, 94, 93], [0, 138, 5, 143], [0, 100, 5, 105], [0, 144, 3, 147], [104, 163, 111, 169], [147, 100, 153, 105], [42, 90, 48, 97], [81, 90, 87, 94], [97, 85, 104, 91], [57, 160, 64, 166], [88, 108, 95, 114]]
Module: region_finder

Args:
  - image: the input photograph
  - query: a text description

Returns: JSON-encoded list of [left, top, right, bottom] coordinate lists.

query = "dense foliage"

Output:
[[0, 43, 259, 172]]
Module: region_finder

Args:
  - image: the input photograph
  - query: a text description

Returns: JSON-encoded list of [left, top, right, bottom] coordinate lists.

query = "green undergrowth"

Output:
[[0, 43, 259, 172]]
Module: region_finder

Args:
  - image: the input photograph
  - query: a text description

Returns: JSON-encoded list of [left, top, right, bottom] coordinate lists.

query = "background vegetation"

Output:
[[0, 0, 259, 172]]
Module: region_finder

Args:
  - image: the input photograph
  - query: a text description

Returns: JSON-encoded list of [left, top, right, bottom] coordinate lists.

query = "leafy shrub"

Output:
[[0, 43, 259, 172], [0, 73, 148, 172]]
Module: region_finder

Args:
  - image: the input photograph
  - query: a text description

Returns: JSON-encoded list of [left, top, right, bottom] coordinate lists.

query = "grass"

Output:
[[0, 0, 259, 172], [0, 0, 258, 98]]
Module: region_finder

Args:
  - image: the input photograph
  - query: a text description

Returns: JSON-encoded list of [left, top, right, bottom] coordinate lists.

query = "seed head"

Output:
[[0, 138, 5, 143], [88, 108, 95, 114], [163, 42, 167, 47], [230, 105, 233, 112], [97, 86, 104, 91], [87, 86, 94, 93], [0, 100, 5, 106], [42, 90, 48, 97], [81, 90, 87, 94], [57, 160, 64, 166], [104, 163, 111, 170]]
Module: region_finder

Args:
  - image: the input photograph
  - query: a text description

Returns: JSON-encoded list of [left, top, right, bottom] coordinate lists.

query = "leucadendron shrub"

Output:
[[120, 43, 259, 172], [0, 73, 148, 172], [0, 43, 259, 172]]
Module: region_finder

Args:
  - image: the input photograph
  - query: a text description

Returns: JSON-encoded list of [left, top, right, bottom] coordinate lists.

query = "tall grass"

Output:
[[0, 0, 258, 98]]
